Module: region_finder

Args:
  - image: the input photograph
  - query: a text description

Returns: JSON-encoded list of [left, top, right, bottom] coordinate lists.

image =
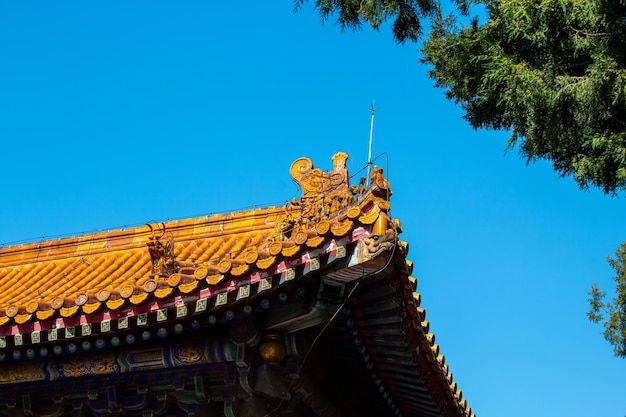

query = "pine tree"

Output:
[[421, 0, 626, 194], [588, 243, 626, 357], [300, 0, 626, 356]]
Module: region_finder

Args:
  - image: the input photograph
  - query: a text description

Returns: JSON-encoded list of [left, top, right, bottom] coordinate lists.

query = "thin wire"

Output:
[[3, 153, 387, 250], [296, 278, 362, 375], [262, 279, 362, 417], [367, 100, 377, 186], [0, 199, 295, 247], [0, 165, 374, 262], [3, 149, 391, 249], [265, 220, 399, 416]]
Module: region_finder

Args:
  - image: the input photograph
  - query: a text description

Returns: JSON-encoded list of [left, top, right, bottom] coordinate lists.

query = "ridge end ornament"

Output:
[[287, 152, 354, 229], [146, 222, 178, 276]]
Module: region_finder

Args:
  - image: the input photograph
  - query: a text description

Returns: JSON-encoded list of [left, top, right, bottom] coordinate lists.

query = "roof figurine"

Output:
[[0, 152, 473, 417]]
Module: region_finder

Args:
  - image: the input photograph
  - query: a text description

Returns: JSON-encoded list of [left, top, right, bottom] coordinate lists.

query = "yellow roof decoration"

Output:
[[0, 152, 475, 417], [0, 152, 391, 328]]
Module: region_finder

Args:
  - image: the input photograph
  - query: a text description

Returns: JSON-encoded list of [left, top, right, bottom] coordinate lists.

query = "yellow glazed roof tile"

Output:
[[0, 207, 283, 322], [0, 153, 394, 327]]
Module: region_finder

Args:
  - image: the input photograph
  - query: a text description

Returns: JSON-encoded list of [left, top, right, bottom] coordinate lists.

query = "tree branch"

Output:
[[564, 26, 611, 37]]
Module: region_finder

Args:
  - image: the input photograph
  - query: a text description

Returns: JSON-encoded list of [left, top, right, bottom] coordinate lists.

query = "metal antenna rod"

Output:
[[367, 100, 376, 186]]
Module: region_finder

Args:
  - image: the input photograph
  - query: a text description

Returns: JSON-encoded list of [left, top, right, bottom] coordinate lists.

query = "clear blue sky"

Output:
[[1, 2, 625, 416]]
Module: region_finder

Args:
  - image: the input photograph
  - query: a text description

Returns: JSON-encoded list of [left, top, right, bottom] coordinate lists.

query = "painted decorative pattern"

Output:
[[172, 343, 205, 365], [0, 362, 44, 384], [55, 353, 120, 378]]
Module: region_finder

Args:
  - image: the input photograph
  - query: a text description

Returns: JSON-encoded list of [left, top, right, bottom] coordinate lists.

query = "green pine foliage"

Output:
[[422, 0, 626, 194], [299, 0, 626, 192], [421, 0, 626, 357], [300, 0, 626, 356], [294, 0, 438, 42], [588, 243, 626, 357]]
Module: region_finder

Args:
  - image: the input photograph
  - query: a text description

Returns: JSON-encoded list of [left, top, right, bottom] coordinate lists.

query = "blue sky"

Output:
[[1, 2, 625, 416]]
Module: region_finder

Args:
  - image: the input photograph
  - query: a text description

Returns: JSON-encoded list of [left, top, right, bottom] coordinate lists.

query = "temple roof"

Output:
[[0, 153, 389, 330], [0, 153, 474, 417], [0, 208, 282, 326]]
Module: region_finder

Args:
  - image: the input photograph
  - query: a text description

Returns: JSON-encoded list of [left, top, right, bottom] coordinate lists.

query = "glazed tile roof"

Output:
[[0, 208, 284, 326], [0, 152, 389, 331], [0, 152, 474, 417], [0, 204, 391, 331]]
